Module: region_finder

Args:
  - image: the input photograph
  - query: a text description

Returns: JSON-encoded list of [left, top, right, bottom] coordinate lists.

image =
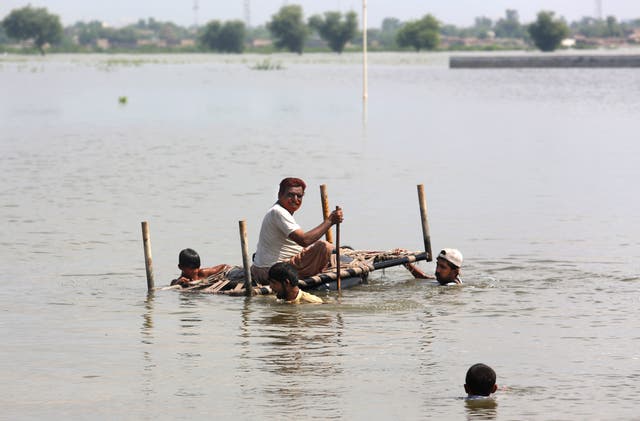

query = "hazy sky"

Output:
[[2, 0, 640, 28]]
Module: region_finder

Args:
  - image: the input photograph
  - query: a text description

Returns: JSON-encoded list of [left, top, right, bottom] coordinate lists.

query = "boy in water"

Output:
[[405, 248, 463, 285], [268, 262, 323, 304], [465, 363, 498, 398], [171, 248, 230, 287]]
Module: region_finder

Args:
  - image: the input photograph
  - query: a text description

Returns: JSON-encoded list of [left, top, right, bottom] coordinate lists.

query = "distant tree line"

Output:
[[571, 15, 631, 38], [72, 18, 193, 49], [2, 4, 640, 55]]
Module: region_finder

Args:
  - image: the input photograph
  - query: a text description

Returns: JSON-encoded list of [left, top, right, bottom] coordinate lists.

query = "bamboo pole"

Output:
[[141, 221, 154, 291], [299, 252, 428, 288], [335, 206, 341, 291], [417, 184, 433, 261], [238, 220, 254, 296], [320, 184, 333, 243]]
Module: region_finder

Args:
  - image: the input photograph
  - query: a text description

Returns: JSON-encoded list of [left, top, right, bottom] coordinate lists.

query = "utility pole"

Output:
[[193, 0, 200, 27], [595, 0, 603, 20], [363, 0, 368, 102], [244, 0, 251, 28]]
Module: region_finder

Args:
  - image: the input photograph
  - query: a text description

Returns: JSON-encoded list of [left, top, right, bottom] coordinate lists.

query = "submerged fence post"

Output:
[[141, 221, 155, 291], [239, 220, 254, 296], [320, 184, 334, 243], [417, 184, 433, 262]]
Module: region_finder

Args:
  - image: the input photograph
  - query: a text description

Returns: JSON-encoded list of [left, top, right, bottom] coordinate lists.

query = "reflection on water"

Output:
[[238, 302, 345, 418], [141, 292, 154, 344], [258, 307, 341, 376], [464, 398, 498, 420], [141, 292, 156, 403]]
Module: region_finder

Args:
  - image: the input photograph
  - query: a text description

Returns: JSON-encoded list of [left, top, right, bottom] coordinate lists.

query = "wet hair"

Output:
[[465, 363, 496, 396], [268, 262, 298, 287], [179, 248, 201, 269], [278, 177, 306, 196]]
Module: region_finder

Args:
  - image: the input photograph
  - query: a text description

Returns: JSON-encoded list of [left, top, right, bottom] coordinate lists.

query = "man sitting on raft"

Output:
[[405, 248, 463, 285], [251, 177, 343, 285]]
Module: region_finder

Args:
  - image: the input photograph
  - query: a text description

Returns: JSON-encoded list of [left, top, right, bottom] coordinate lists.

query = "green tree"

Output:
[[267, 5, 308, 54], [472, 16, 493, 39], [571, 17, 607, 38], [396, 14, 439, 51], [528, 11, 569, 52], [0, 25, 10, 44], [494, 9, 524, 39], [104, 27, 138, 48], [248, 24, 270, 40], [308, 11, 357, 53], [379, 17, 402, 48], [217, 21, 246, 53], [440, 23, 463, 37], [158, 23, 179, 45], [74, 20, 105, 46], [199, 20, 222, 50], [199, 20, 246, 53], [1, 6, 63, 54], [605, 16, 623, 37], [382, 17, 402, 33]]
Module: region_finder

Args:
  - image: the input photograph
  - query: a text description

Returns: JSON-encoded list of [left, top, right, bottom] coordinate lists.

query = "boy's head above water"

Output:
[[179, 248, 201, 269], [465, 363, 497, 397]]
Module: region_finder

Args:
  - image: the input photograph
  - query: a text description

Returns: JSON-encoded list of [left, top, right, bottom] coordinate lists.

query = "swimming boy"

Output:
[[170, 248, 230, 287], [465, 363, 498, 397], [268, 262, 323, 304], [404, 248, 463, 285]]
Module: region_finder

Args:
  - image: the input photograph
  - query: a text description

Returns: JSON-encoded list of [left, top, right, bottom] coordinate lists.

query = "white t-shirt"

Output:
[[254, 203, 303, 268]]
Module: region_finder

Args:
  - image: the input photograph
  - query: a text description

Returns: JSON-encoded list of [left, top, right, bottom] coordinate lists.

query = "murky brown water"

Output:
[[1, 53, 639, 420]]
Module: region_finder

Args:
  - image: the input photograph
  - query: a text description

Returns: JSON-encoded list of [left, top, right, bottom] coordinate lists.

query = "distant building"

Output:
[[628, 29, 640, 44], [96, 38, 110, 49], [252, 38, 273, 48], [136, 39, 167, 47], [573, 35, 599, 48]]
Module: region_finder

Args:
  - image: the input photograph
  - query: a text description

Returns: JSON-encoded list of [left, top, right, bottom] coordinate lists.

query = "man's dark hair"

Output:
[[268, 262, 298, 287], [465, 363, 496, 396], [179, 248, 201, 269], [278, 177, 306, 196]]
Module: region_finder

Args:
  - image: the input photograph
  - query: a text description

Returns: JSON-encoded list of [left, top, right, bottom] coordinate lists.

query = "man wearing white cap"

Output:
[[404, 248, 463, 285]]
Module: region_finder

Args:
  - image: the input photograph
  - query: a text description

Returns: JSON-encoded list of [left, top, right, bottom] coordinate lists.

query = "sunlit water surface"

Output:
[[1, 53, 639, 420]]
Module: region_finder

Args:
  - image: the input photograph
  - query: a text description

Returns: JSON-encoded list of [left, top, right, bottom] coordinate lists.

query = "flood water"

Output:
[[1, 52, 639, 420]]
